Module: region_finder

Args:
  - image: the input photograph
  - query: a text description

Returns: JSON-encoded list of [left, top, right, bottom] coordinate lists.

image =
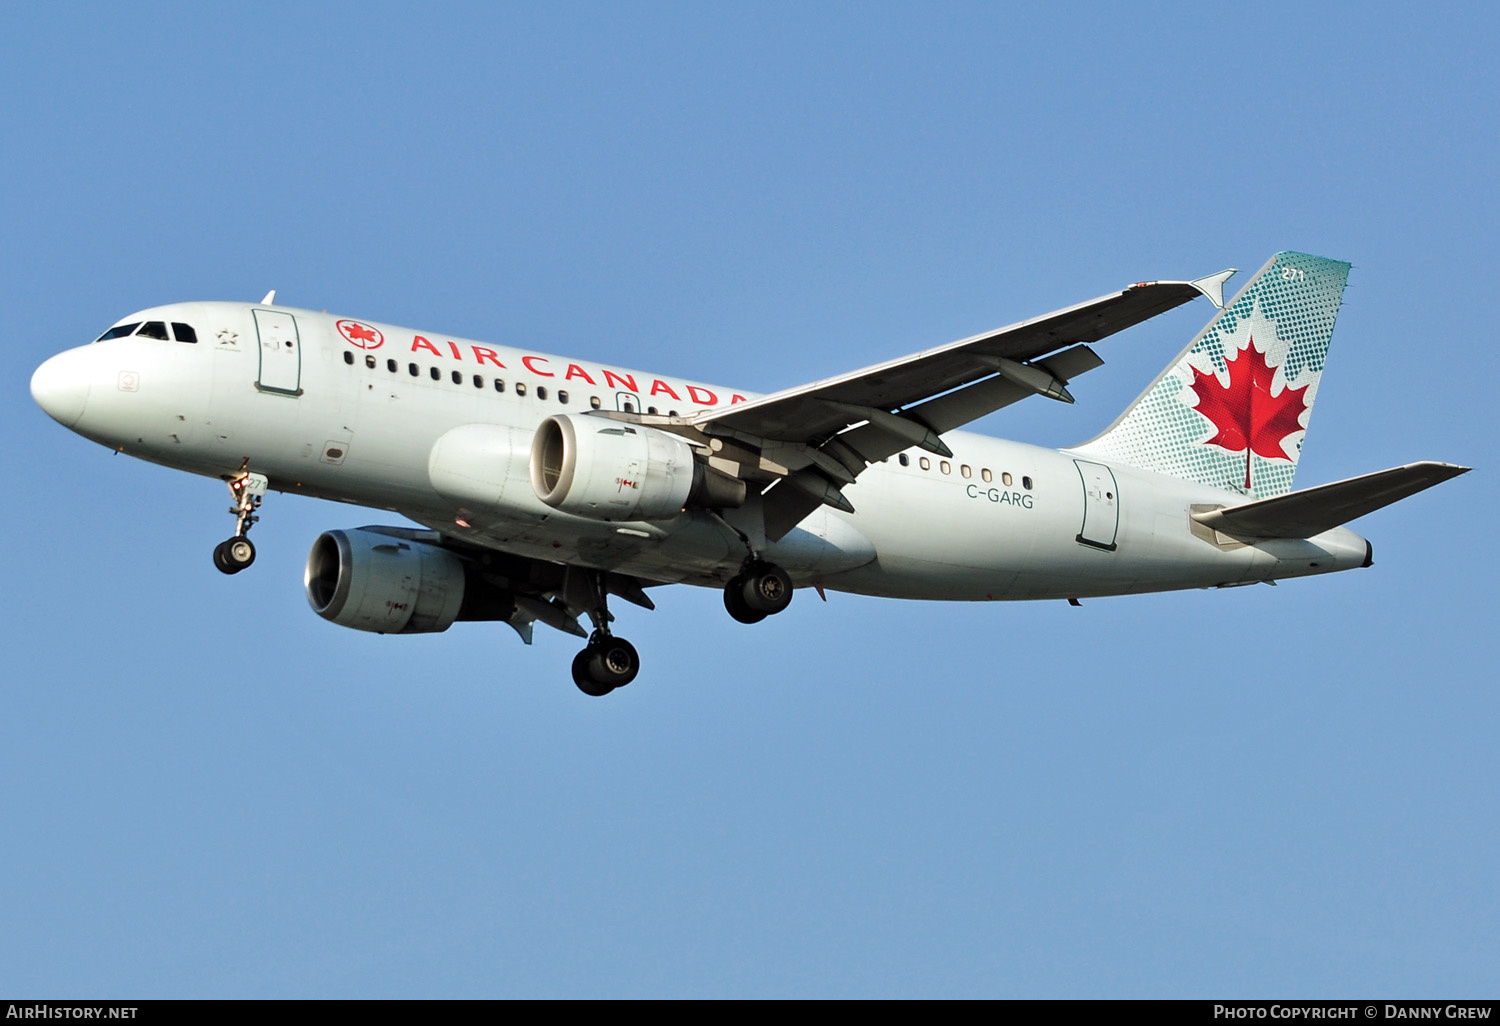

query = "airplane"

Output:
[[29, 251, 1468, 696]]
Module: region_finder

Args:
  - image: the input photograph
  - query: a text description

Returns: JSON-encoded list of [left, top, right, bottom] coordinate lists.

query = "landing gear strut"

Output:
[[571, 570, 640, 697], [723, 560, 794, 624], [213, 461, 268, 575]]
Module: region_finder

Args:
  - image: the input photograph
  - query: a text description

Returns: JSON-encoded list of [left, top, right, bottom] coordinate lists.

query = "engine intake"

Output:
[[530, 414, 744, 521]]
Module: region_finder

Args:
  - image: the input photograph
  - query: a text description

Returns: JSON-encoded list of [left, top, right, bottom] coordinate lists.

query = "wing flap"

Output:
[[1190, 462, 1470, 539]]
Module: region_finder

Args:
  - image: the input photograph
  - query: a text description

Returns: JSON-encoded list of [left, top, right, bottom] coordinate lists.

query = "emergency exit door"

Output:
[[253, 309, 302, 395]]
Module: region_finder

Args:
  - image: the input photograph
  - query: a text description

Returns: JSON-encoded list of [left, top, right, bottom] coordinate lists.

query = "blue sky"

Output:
[[2, 2, 1495, 997]]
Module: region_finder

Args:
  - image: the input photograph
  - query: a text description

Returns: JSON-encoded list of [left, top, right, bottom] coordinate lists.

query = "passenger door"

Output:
[[253, 309, 302, 395], [1074, 459, 1120, 550]]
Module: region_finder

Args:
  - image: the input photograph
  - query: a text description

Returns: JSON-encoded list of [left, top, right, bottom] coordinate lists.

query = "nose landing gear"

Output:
[[213, 461, 268, 575]]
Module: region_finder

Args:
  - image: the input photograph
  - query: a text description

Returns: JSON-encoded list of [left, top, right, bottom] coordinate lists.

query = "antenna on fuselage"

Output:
[[259, 290, 276, 306]]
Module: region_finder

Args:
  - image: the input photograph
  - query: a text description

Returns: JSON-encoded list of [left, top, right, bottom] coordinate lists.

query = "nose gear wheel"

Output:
[[213, 536, 256, 574], [214, 460, 268, 576]]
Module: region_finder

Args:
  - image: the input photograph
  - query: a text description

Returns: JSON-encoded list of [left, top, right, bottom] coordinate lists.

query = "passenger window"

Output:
[[961, 465, 972, 479], [919, 457, 931, 471], [409, 363, 419, 376], [387, 359, 397, 372], [981, 469, 992, 483], [494, 379, 505, 392], [1022, 476, 1033, 490], [171, 322, 198, 343], [940, 461, 951, 475], [516, 382, 527, 396], [1002, 472, 1013, 486], [451, 370, 462, 385], [430, 366, 440, 380], [559, 390, 569, 405], [590, 396, 602, 409], [537, 386, 549, 401], [138, 321, 169, 340], [473, 374, 483, 388], [365, 355, 376, 369], [343, 351, 354, 365], [669, 410, 678, 417], [647, 406, 658, 415], [95, 323, 142, 342], [899, 454, 909, 466]]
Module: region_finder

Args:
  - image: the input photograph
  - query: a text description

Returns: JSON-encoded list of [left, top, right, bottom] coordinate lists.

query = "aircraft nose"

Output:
[[31, 349, 92, 428]]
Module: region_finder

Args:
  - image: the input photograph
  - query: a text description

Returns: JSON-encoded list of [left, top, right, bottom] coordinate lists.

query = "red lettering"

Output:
[[603, 370, 638, 392], [522, 355, 554, 377], [447, 341, 462, 360], [564, 363, 597, 385], [412, 335, 443, 357], [471, 346, 506, 368], [730, 394, 747, 404], [686, 385, 718, 406], [649, 379, 681, 400]]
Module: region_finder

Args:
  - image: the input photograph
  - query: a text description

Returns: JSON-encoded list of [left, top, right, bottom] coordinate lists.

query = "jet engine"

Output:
[[305, 528, 469, 634], [530, 414, 744, 521]]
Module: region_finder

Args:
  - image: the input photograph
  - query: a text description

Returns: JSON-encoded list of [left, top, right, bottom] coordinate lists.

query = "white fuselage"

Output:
[[36, 301, 1372, 600]]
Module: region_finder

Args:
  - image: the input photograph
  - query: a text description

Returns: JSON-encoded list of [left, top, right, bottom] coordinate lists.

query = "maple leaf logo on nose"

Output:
[[1188, 337, 1309, 490], [337, 320, 384, 349]]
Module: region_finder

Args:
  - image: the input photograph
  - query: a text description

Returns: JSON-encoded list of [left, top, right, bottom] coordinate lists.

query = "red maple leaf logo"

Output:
[[337, 320, 383, 349], [1187, 337, 1309, 490]]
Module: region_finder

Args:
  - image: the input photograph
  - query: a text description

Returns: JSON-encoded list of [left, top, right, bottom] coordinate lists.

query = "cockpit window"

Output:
[[171, 322, 198, 344], [137, 321, 169, 340], [95, 323, 142, 342]]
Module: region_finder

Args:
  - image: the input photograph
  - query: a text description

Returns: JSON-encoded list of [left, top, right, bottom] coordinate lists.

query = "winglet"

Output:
[[260, 289, 277, 306], [1188, 269, 1236, 310]]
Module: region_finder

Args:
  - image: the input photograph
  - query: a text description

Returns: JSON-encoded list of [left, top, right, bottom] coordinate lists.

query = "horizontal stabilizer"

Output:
[[1191, 462, 1470, 539]]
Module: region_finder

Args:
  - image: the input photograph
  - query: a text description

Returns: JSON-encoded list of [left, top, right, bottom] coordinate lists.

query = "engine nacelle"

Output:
[[305, 528, 467, 634], [530, 414, 744, 521]]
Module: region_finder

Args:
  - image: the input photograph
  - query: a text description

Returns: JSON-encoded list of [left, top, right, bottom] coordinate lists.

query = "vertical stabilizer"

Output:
[[1074, 251, 1350, 498]]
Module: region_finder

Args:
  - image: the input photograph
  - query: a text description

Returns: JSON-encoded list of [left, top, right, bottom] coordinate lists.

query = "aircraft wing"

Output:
[[357, 524, 660, 643], [684, 275, 1221, 538]]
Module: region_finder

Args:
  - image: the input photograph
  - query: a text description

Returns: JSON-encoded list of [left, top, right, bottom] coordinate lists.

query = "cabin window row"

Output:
[[897, 452, 1032, 489], [342, 350, 611, 408], [342, 350, 689, 415]]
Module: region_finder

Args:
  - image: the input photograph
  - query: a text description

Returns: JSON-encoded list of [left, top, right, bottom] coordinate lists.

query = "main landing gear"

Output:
[[723, 560, 794, 624], [571, 570, 641, 697], [572, 632, 641, 697], [707, 513, 795, 626], [213, 461, 268, 576]]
